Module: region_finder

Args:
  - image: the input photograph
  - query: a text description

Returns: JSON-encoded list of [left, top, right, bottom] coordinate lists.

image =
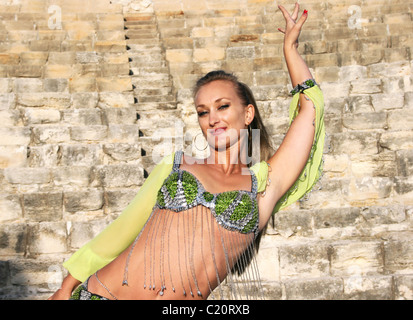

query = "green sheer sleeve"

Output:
[[63, 153, 175, 282], [272, 85, 325, 213]]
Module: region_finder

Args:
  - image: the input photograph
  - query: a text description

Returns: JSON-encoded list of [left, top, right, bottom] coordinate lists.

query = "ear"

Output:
[[245, 104, 255, 125]]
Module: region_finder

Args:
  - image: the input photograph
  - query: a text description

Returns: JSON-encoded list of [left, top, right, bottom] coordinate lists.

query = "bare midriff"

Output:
[[86, 205, 254, 300]]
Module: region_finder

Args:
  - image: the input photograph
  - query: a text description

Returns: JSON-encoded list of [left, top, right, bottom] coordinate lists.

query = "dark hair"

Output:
[[193, 70, 274, 164]]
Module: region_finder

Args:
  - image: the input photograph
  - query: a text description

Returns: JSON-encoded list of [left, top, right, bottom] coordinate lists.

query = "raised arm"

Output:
[[258, 3, 324, 228]]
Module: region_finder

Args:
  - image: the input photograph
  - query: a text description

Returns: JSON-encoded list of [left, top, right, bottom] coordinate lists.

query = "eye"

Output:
[[197, 111, 207, 117], [219, 104, 229, 110]]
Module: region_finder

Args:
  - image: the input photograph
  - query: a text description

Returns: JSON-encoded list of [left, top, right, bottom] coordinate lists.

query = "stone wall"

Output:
[[0, 0, 412, 300]]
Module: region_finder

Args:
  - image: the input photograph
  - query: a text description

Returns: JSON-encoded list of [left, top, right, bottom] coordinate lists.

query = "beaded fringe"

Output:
[[122, 205, 264, 300]]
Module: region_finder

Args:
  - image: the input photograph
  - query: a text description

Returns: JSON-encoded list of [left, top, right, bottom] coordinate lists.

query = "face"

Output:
[[194, 80, 254, 152]]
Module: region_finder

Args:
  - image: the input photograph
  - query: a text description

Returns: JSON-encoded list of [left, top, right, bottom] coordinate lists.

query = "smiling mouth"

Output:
[[210, 128, 227, 136]]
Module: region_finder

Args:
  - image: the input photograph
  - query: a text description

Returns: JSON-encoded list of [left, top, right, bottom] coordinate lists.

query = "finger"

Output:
[[277, 27, 285, 34], [291, 2, 300, 20], [296, 9, 308, 29], [277, 4, 291, 20]]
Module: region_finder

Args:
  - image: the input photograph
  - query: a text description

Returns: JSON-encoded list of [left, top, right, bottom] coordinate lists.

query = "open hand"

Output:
[[277, 3, 308, 50]]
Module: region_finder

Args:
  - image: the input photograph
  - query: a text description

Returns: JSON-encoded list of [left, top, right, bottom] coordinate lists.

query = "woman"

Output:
[[49, 3, 325, 300]]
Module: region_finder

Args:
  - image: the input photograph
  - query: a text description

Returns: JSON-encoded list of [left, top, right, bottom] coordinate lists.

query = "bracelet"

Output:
[[290, 79, 317, 96]]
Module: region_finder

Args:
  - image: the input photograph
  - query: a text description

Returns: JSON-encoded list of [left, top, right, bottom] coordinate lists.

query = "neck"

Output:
[[205, 132, 252, 175]]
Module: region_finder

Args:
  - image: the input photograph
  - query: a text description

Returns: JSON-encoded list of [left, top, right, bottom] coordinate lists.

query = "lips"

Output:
[[210, 127, 227, 136]]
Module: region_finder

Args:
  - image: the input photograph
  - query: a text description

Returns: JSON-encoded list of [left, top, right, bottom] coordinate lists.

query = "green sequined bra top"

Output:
[[156, 150, 260, 238]]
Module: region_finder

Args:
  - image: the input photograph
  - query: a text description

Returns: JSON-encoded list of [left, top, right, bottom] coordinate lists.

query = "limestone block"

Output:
[[0, 194, 22, 223], [69, 77, 97, 93], [350, 78, 382, 94], [98, 164, 144, 187], [8, 65, 43, 78], [98, 92, 134, 109], [255, 236, 280, 282], [4, 167, 52, 185], [330, 240, 383, 276], [107, 125, 140, 143], [269, 209, 313, 237], [28, 222, 66, 254], [383, 231, 413, 274], [70, 125, 108, 142], [32, 125, 71, 144], [43, 79, 69, 92], [351, 152, 396, 178], [330, 132, 378, 155], [103, 108, 136, 125], [388, 109, 413, 131], [345, 95, 373, 113], [23, 192, 63, 222], [0, 127, 31, 146], [59, 144, 102, 166], [44, 64, 75, 78], [72, 92, 99, 109], [96, 77, 132, 92], [17, 92, 71, 109], [347, 177, 393, 202], [68, 219, 111, 249], [62, 109, 102, 126], [279, 243, 330, 279], [313, 207, 361, 230], [371, 93, 404, 111], [20, 52, 49, 65], [193, 47, 226, 62], [23, 108, 61, 125], [14, 78, 43, 93], [64, 189, 104, 213], [343, 275, 393, 300], [394, 275, 413, 300], [0, 79, 12, 93], [27, 145, 59, 167], [53, 166, 93, 187], [396, 150, 413, 177], [94, 40, 127, 53], [342, 112, 387, 131], [191, 27, 214, 38], [314, 66, 340, 83], [360, 205, 407, 226], [0, 93, 16, 111], [166, 49, 193, 63], [339, 65, 367, 82], [380, 131, 413, 151], [394, 176, 413, 200], [0, 146, 27, 169], [47, 52, 76, 65], [103, 143, 141, 161], [226, 46, 255, 60], [0, 224, 27, 255], [284, 277, 343, 300], [0, 110, 21, 126]]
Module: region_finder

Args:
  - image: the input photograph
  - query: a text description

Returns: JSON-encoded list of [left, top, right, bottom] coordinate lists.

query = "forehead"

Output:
[[195, 80, 239, 106]]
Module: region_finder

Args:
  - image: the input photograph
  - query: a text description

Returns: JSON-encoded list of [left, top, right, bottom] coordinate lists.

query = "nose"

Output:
[[208, 109, 219, 127]]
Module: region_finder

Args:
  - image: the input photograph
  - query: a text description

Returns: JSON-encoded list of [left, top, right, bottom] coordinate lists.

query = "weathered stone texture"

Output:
[[0, 0, 413, 300]]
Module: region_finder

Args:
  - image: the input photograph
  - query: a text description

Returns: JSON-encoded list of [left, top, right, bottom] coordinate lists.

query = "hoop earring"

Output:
[[193, 132, 208, 151], [247, 124, 252, 158]]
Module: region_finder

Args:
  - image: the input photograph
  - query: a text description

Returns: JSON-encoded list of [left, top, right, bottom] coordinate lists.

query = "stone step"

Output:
[[130, 66, 171, 76], [137, 94, 176, 103], [134, 87, 173, 97], [126, 30, 159, 39], [135, 101, 177, 111], [129, 59, 167, 69]]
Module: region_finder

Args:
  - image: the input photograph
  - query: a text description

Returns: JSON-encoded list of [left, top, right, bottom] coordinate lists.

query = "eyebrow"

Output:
[[196, 98, 231, 109]]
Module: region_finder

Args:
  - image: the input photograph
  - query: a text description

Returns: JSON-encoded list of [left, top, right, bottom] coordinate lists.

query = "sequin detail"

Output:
[[156, 151, 260, 238]]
